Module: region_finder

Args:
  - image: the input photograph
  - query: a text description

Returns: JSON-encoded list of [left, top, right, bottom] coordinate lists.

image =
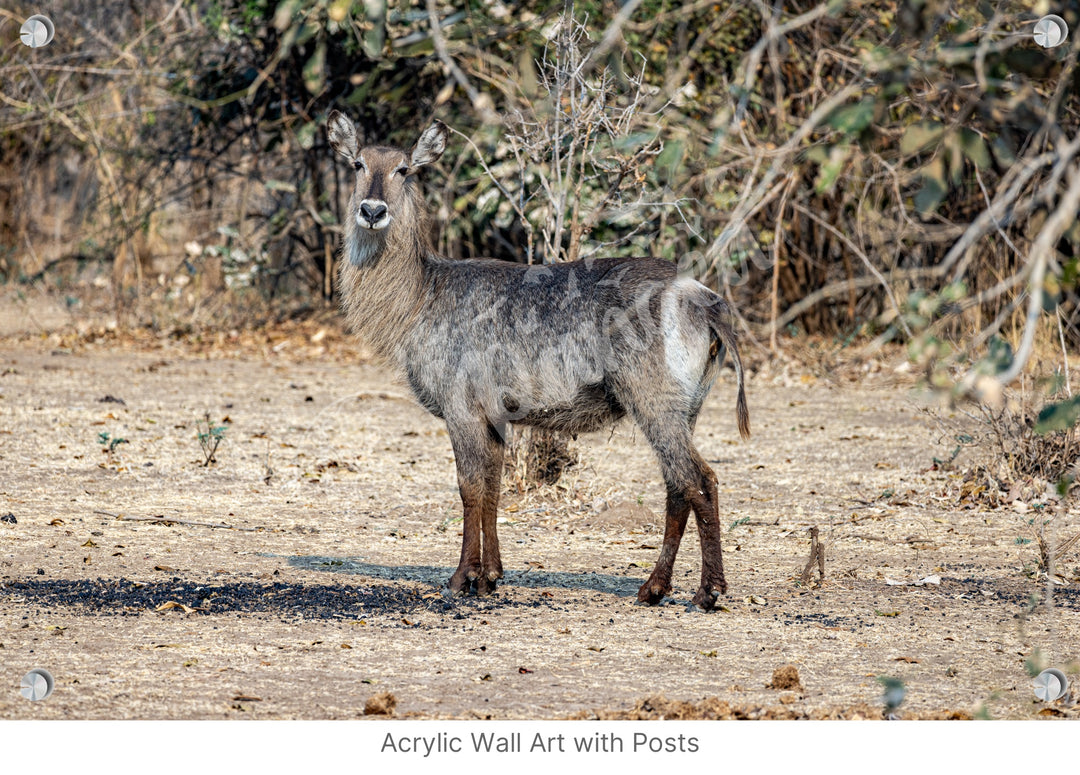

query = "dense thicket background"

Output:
[[2, 0, 1079, 376]]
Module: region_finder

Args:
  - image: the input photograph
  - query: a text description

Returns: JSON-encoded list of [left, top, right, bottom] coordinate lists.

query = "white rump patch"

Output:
[[661, 278, 711, 395]]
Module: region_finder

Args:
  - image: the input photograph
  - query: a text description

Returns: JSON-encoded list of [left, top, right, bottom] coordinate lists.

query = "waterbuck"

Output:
[[328, 110, 750, 610]]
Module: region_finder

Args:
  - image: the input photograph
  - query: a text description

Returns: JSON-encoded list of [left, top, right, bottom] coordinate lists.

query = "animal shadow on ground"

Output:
[[1, 561, 681, 625], [288, 554, 643, 599]]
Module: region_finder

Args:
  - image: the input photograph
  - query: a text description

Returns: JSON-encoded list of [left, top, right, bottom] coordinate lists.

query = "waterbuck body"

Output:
[[328, 110, 750, 609]]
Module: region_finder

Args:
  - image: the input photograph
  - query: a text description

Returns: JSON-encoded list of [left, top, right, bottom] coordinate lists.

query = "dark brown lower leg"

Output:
[[690, 454, 727, 609], [447, 425, 490, 595], [449, 480, 483, 595], [638, 488, 691, 605], [477, 427, 505, 595]]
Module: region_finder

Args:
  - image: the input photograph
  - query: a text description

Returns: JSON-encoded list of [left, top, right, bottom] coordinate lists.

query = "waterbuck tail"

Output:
[[710, 307, 750, 440]]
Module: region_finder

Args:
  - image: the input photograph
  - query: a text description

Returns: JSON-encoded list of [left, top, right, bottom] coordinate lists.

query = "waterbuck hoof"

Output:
[[448, 578, 471, 597], [476, 576, 498, 596], [448, 568, 480, 596], [691, 583, 726, 611], [637, 580, 671, 606]]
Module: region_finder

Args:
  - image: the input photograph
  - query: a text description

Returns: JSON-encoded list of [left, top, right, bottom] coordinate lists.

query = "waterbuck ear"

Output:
[[410, 120, 448, 168], [327, 110, 358, 159]]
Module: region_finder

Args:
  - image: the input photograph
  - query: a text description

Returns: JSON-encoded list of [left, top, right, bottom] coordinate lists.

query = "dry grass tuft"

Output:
[[768, 665, 803, 691], [363, 692, 398, 716]]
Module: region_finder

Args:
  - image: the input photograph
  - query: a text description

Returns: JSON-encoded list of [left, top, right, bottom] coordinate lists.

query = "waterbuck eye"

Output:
[[394, 166, 409, 177], [353, 159, 365, 172]]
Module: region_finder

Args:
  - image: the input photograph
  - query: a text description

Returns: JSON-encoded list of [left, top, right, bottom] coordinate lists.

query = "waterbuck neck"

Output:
[[338, 193, 432, 362]]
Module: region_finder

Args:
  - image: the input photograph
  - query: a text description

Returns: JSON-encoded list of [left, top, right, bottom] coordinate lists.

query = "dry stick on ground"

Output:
[[1038, 525, 1080, 576], [801, 526, 826, 586], [93, 511, 260, 531]]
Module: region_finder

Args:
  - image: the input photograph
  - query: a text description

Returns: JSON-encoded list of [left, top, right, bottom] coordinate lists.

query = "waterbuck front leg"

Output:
[[446, 422, 503, 596], [476, 423, 506, 595]]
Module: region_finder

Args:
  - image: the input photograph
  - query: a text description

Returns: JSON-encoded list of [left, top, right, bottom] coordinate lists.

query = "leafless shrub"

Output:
[[495, 13, 676, 265]]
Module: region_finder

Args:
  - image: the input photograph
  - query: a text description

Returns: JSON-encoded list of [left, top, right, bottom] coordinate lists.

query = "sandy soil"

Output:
[[0, 302, 1078, 720]]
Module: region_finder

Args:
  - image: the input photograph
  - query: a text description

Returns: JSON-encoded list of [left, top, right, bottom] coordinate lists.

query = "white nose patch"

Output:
[[357, 199, 391, 231]]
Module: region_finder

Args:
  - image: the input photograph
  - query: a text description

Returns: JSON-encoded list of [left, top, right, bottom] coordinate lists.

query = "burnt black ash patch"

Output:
[[942, 577, 1080, 611], [0, 577, 558, 621]]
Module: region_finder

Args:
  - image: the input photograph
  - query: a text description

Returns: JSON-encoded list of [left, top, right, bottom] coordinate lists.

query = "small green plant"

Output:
[[97, 431, 128, 456], [728, 516, 750, 532], [196, 414, 227, 466]]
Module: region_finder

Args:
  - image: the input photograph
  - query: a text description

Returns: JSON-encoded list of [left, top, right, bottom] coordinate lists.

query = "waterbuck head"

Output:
[[327, 111, 448, 244]]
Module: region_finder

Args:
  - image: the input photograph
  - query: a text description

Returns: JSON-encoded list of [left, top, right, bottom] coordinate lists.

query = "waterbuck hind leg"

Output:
[[634, 410, 728, 609], [689, 452, 727, 610], [638, 488, 691, 605], [476, 424, 506, 596]]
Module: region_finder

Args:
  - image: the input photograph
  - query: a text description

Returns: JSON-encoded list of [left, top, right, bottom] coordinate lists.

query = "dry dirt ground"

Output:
[[1, 296, 1078, 720]]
